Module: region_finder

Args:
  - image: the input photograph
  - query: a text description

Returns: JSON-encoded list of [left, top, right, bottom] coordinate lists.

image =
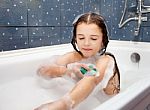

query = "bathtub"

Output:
[[0, 40, 150, 110]]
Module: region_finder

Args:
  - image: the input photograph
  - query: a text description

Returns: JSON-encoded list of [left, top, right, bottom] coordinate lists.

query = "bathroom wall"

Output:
[[0, 0, 150, 51]]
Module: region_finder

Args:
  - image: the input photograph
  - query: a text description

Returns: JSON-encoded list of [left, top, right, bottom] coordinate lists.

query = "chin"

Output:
[[82, 54, 93, 58]]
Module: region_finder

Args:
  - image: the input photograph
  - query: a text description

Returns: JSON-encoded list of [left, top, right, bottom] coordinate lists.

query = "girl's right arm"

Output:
[[37, 64, 67, 78], [37, 51, 81, 78]]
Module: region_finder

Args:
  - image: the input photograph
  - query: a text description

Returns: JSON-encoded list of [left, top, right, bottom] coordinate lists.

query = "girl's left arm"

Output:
[[34, 55, 113, 110], [67, 55, 111, 108]]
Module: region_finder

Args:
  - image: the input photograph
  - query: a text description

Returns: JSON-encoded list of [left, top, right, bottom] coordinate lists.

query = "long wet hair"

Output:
[[71, 12, 109, 56], [71, 12, 120, 94]]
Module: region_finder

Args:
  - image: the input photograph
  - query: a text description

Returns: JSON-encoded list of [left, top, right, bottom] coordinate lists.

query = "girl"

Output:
[[35, 12, 120, 110]]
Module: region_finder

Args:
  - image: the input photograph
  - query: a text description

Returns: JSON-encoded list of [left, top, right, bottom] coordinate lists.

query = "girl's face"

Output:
[[76, 23, 103, 58]]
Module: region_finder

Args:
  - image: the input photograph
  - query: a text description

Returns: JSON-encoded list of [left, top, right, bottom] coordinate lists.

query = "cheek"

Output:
[[94, 41, 103, 50], [96, 39, 103, 46], [76, 41, 82, 49], [99, 38, 103, 47]]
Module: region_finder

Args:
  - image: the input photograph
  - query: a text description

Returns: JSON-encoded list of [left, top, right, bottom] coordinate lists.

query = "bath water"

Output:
[[0, 76, 101, 110]]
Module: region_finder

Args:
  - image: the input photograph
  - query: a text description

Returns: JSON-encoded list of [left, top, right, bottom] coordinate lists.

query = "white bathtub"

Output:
[[0, 40, 150, 110]]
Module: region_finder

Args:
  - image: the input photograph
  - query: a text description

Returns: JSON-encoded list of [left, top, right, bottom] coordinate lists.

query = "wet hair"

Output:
[[71, 12, 109, 56]]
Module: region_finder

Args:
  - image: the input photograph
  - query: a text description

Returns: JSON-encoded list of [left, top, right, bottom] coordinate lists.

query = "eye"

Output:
[[79, 37, 84, 40], [77, 35, 85, 40], [90, 35, 99, 40], [91, 38, 97, 40]]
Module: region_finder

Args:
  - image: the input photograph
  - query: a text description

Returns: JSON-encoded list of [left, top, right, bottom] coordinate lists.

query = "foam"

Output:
[[0, 76, 101, 110]]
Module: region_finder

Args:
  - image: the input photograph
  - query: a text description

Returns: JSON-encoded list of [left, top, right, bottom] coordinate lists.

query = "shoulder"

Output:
[[97, 53, 115, 66], [56, 51, 82, 65], [95, 53, 115, 79], [102, 52, 120, 95]]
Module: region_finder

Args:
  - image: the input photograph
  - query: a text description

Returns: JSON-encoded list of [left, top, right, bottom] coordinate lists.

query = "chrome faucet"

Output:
[[119, 0, 150, 36]]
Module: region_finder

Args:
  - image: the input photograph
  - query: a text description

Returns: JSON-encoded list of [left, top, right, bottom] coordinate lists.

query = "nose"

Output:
[[84, 38, 90, 45]]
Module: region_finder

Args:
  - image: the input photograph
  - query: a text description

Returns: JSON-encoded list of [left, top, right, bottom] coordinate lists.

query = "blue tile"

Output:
[[1, 0, 150, 51], [84, 0, 100, 12], [142, 27, 150, 42], [61, 0, 83, 11], [28, 27, 61, 48], [28, 0, 61, 26], [61, 10, 83, 26], [60, 0, 83, 26], [0, 1, 27, 26], [60, 27, 73, 44], [0, 27, 28, 51]]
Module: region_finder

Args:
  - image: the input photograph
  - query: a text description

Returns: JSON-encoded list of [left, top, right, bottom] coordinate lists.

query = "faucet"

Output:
[[119, 0, 150, 36]]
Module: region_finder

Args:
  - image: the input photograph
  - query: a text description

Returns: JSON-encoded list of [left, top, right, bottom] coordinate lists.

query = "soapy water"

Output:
[[0, 76, 102, 110], [0, 70, 142, 110]]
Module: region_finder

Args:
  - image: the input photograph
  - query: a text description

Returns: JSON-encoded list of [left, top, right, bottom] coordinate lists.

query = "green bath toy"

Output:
[[80, 67, 88, 75], [80, 64, 99, 76]]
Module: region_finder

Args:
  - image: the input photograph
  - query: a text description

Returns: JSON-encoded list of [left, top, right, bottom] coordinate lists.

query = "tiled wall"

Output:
[[0, 0, 150, 51]]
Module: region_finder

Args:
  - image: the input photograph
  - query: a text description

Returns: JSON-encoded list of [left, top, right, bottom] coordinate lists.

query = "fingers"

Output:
[[34, 98, 70, 110], [77, 63, 90, 71], [67, 63, 99, 80], [37, 66, 48, 76], [78, 63, 100, 77], [34, 102, 52, 110], [71, 63, 91, 78]]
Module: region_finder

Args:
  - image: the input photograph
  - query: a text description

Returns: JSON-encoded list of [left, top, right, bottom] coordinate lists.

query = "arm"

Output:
[[37, 53, 73, 78], [35, 55, 113, 110], [68, 76, 97, 108], [37, 52, 85, 79], [37, 64, 67, 78], [67, 55, 111, 108]]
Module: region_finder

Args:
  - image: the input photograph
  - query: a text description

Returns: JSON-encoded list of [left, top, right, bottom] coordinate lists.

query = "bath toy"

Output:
[[80, 64, 99, 77]]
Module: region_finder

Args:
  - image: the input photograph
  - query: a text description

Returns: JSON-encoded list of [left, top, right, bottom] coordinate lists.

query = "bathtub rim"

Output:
[[0, 40, 150, 110], [0, 40, 150, 58], [94, 77, 150, 110]]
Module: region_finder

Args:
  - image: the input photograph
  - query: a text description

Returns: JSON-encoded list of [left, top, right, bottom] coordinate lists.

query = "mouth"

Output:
[[82, 48, 92, 51]]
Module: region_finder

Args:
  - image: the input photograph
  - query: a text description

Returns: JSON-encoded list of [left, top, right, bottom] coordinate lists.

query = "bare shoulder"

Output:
[[96, 54, 115, 74], [95, 53, 116, 84], [97, 54, 114, 65], [56, 51, 81, 65]]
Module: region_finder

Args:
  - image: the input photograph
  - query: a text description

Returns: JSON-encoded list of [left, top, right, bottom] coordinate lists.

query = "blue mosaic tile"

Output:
[[28, 27, 61, 48], [0, 0, 27, 26], [0, 27, 28, 51], [0, 0, 150, 51], [60, 27, 72, 44]]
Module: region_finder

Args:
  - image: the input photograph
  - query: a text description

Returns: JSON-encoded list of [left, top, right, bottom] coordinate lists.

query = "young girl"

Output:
[[35, 12, 120, 110]]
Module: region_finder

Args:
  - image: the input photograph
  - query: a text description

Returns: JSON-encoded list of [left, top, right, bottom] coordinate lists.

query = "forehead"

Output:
[[76, 23, 102, 34]]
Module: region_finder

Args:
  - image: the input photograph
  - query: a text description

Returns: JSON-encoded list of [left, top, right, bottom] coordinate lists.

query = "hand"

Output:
[[67, 63, 90, 81], [34, 100, 67, 110], [34, 95, 73, 110], [37, 64, 66, 79]]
